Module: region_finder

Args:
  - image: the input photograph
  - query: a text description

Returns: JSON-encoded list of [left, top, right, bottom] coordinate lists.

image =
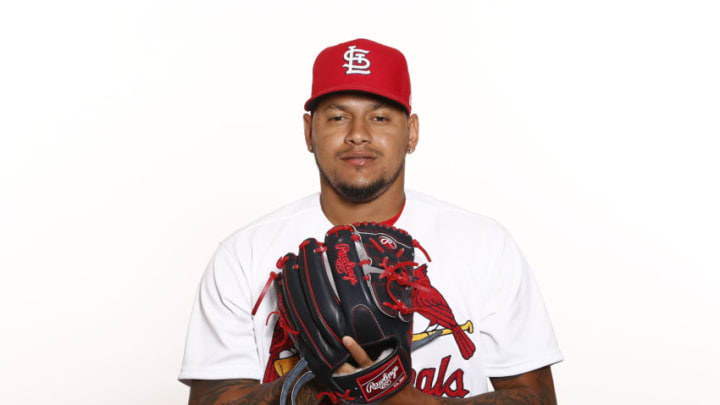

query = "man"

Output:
[[180, 38, 562, 404]]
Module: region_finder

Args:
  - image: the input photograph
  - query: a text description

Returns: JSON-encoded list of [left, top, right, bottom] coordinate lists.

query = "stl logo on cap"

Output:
[[342, 45, 371, 75]]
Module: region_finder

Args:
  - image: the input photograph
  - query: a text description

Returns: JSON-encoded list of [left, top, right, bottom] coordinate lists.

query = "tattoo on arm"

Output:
[[188, 378, 283, 405], [436, 388, 541, 405], [436, 366, 557, 405], [188, 376, 322, 405]]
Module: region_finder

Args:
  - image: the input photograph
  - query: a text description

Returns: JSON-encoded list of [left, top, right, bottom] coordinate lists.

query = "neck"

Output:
[[320, 175, 406, 226]]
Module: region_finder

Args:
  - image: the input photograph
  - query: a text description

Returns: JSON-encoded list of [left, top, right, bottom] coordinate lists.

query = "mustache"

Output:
[[335, 147, 383, 158]]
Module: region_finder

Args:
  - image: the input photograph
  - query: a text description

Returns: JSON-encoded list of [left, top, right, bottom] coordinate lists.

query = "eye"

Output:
[[330, 115, 345, 122], [372, 116, 388, 122]]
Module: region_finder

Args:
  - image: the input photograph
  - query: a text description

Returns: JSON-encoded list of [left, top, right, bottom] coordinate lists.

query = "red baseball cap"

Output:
[[304, 38, 412, 114]]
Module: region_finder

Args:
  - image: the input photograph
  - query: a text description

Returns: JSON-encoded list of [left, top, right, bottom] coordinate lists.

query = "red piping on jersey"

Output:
[[379, 199, 405, 227]]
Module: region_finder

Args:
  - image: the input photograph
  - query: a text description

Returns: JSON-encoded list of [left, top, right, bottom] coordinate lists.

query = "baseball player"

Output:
[[180, 38, 562, 404]]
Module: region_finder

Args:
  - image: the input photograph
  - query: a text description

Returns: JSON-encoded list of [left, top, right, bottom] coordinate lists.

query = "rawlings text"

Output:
[[334, 243, 358, 285], [356, 355, 407, 402]]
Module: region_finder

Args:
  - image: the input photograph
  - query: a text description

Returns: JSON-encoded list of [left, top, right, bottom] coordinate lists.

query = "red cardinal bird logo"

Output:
[[412, 265, 476, 360]]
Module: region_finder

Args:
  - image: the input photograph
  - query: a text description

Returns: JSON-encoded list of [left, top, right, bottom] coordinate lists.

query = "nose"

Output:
[[345, 118, 371, 146]]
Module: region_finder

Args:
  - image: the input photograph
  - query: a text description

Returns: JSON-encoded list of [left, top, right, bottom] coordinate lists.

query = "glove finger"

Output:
[[277, 259, 337, 380], [297, 238, 348, 352], [322, 224, 417, 404], [281, 250, 347, 372], [325, 225, 385, 344]]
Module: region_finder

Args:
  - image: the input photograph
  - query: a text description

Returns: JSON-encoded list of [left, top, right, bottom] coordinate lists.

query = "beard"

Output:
[[316, 158, 404, 203]]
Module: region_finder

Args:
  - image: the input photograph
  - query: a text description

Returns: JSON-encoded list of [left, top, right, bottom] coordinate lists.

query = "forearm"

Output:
[[388, 388, 551, 405], [429, 365, 557, 405], [384, 366, 556, 405], [188, 376, 319, 405], [434, 388, 552, 405]]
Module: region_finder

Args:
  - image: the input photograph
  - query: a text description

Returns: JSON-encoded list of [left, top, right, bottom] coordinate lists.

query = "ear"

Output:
[[303, 113, 313, 152], [407, 113, 419, 153]]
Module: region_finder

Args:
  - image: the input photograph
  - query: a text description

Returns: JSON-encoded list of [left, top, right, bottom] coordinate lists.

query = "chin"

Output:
[[333, 178, 389, 203], [318, 160, 404, 203]]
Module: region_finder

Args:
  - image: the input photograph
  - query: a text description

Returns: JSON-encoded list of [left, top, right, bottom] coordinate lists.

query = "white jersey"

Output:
[[179, 190, 562, 398]]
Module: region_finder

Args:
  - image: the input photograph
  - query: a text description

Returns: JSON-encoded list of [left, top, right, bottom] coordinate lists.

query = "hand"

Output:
[[335, 336, 375, 374], [335, 336, 430, 405]]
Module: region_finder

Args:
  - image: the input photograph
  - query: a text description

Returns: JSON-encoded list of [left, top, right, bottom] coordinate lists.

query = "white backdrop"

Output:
[[1, 1, 718, 404]]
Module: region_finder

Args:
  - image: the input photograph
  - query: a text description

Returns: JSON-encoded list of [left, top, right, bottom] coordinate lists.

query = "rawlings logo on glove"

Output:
[[334, 243, 358, 285], [357, 355, 407, 402]]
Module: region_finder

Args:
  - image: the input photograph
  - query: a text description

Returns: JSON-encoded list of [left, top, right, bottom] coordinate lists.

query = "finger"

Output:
[[335, 362, 357, 375], [342, 336, 374, 368]]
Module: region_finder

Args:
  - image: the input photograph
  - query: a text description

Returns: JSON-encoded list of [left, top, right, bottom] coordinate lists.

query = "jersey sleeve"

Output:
[[476, 230, 563, 377], [178, 242, 262, 385]]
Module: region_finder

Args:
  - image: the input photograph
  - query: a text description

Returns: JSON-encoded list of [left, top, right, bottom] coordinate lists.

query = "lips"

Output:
[[339, 150, 378, 167]]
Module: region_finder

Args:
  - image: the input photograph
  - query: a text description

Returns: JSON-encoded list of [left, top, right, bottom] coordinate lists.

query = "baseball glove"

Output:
[[259, 222, 430, 404]]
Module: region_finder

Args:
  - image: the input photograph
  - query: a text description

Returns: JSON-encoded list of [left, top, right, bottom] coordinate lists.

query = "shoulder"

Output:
[[219, 193, 328, 255], [404, 190, 509, 238], [400, 190, 513, 268]]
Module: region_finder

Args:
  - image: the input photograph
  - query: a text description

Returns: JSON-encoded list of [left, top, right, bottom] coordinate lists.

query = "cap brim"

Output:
[[304, 85, 410, 114]]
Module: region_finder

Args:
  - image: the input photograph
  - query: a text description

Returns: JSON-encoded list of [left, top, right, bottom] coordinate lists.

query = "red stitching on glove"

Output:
[[252, 272, 278, 315], [413, 239, 432, 262], [370, 237, 384, 252], [327, 225, 353, 236], [276, 256, 289, 269]]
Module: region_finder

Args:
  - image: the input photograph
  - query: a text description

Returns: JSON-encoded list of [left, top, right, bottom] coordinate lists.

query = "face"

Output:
[[304, 92, 419, 203]]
